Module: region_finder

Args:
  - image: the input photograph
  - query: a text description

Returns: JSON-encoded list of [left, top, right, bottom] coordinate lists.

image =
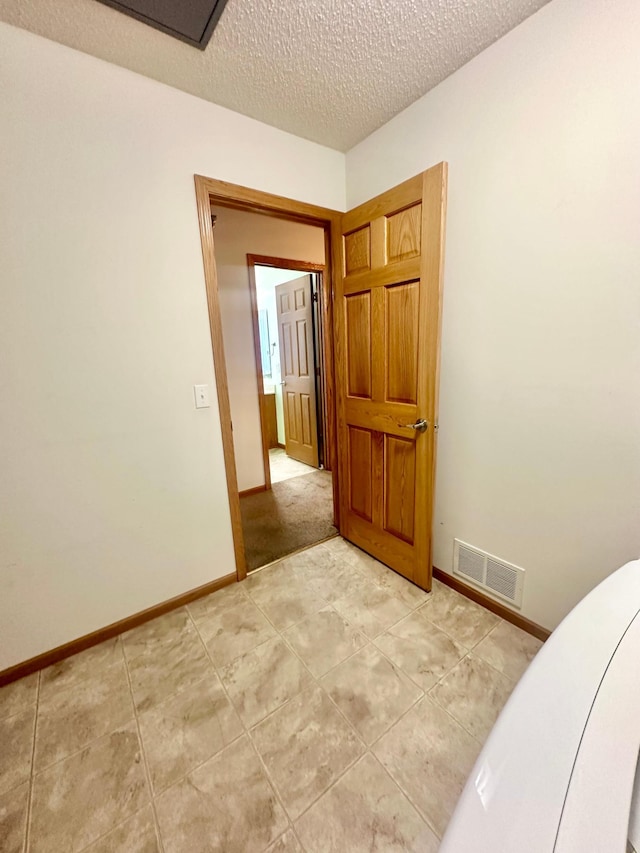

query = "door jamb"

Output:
[[247, 254, 327, 492], [194, 175, 341, 581]]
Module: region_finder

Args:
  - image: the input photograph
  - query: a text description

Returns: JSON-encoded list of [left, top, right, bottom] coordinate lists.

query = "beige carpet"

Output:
[[240, 470, 336, 571]]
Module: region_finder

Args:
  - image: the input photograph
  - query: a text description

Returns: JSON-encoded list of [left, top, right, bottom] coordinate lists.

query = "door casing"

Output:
[[194, 170, 446, 587], [246, 255, 327, 492], [194, 175, 341, 580]]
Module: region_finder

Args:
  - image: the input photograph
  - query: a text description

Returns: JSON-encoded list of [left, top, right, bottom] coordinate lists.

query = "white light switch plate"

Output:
[[193, 384, 210, 409]]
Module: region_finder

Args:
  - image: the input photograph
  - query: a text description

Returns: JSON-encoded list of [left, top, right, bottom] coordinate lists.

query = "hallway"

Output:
[[240, 464, 335, 571], [268, 448, 316, 484]]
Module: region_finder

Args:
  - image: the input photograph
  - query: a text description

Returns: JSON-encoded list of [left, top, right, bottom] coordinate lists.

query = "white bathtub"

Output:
[[440, 558, 640, 853]]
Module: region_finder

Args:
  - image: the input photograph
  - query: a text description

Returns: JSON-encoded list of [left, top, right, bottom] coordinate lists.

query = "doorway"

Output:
[[205, 203, 338, 573], [243, 256, 336, 570], [194, 165, 447, 589], [248, 256, 330, 488]]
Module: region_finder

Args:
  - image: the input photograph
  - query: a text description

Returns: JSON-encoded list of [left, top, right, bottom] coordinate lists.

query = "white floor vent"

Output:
[[453, 540, 525, 608]]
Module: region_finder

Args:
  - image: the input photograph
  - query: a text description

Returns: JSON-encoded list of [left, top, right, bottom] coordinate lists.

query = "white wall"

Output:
[[0, 22, 344, 669], [211, 208, 325, 491], [346, 0, 640, 629]]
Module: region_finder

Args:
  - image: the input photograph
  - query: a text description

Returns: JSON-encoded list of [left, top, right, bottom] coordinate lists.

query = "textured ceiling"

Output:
[[0, 0, 549, 150]]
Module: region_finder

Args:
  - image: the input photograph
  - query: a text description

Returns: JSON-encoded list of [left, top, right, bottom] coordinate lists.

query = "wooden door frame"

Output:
[[194, 175, 341, 581], [247, 255, 328, 493]]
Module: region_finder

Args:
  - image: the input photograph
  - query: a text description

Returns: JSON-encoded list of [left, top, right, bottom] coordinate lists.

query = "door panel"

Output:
[[334, 164, 448, 590], [385, 281, 419, 404], [286, 391, 298, 440], [348, 426, 373, 522], [384, 434, 416, 544], [276, 275, 320, 468], [301, 393, 313, 445], [279, 291, 291, 313], [344, 226, 371, 275], [282, 322, 294, 375], [386, 203, 422, 262], [296, 319, 309, 375], [294, 286, 306, 311], [345, 292, 372, 398]]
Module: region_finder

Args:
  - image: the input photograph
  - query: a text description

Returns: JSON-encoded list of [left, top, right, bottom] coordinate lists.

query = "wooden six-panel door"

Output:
[[334, 164, 447, 589], [276, 275, 320, 468]]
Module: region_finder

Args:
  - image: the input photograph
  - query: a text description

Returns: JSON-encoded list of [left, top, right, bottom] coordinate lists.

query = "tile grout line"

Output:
[[210, 565, 329, 626], [428, 651, 471, 694], [420, 606, 521, 738], [189, 582, 312, 676], [147, 726, 248, 801], [342, 641, 489, 838], [354, 682, 456, 840], [416, 596, 533, 688], [121, 643, 166, 853], [132, 598, 485, 841], [123, 613, 227, 719], [418, 614, 498, 655], [22, 657, 139, 778], [365, 691, 441, 802], [426, 650, 516, 744], [355, 610, 468, 698], [185, 608, 300, 850], [374, 749, 444, 843], [33, 637, 125, 700], [371, 744, 444, 842], [336, 548, 432, 600], [23, 669, 40, 853], [21, 641, 147, 784], [188, 589, 375, 844], [287, 688, 452, 842], [32, 670, 171, 794], [243, 734, 300, 850], [330, 581, 419, 624], [366, 689, 425, 751], [117, 603, 250, 805], [250, 539, 430, 624], [9, 540, 523, 852], [255, 605, 371, 829], [280, 609, 370, 679], [361, 618, 510, 751], [120, 613, 500, 852], [356, 639, 428, 704], [122, 613, 205, 667], [464, 648, 520, 685], [73, 801, 158, 853], [233, 571, 370, 690], [188, 591, 301, 734], [266, 609, 382, 753], [419, 592, 502, 648], [239, 556, 444, 748], [246, 591, 331, 635], [245, 553, 430, 679], [249, 633, 371, 746], [16, 718, 134, 782], [244, 623, 375, 829], [288, 747, 372, 830], [425, 662, 487, 745]]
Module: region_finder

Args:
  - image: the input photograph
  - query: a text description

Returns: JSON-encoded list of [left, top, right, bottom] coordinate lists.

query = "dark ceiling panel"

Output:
[[95, 0, 229, 49]]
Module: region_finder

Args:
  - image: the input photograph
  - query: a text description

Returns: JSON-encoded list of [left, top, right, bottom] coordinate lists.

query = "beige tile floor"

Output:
[[0, 538, 543, 852], [268, 448, 317, 484]]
